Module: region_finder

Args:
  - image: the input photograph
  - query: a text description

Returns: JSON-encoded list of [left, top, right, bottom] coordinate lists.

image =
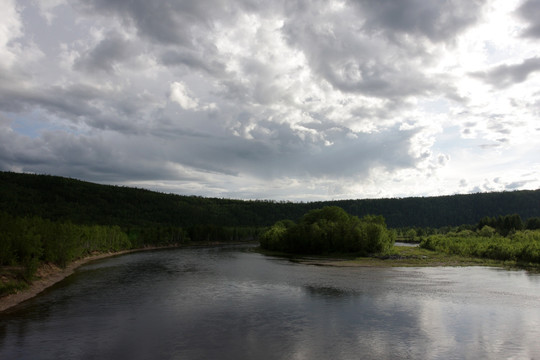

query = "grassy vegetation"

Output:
[[420, 230, 540, 266], [255, 244, 538, 270], [0, 267, 30, 296], [368, 245, 508, 267]]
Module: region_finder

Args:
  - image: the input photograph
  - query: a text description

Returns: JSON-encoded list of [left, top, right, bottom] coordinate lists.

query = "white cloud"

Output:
[[0, 0, 22, 68], [169, 81, 199, 110]]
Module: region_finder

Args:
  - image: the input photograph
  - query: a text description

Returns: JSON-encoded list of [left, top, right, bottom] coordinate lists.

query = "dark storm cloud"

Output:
[[73, 32, 135, 74], [516, 0, 540, 38], [0, 79, 152, 134], [160, 48, 227, 76], [0, 82, 99, 118], [470, 57, 540, 88], [354, 0, 487, 42], [0, 110, 420, 185], [75, 0, 250, 45], [0, 127, 187, 183], [175, 121, 420, 179]]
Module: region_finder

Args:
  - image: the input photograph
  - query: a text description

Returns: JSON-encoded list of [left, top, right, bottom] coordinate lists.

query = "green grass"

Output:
[[0, 280, 29, 297], [420, 230, 540, 268], [353, 246, 540, 270], [256, 245, 540, 271], [363, 245, 502, 266], [0, 267, 31, 297]]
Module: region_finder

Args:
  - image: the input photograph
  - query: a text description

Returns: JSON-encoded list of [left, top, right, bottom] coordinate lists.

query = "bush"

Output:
[[478, 225, 496, 237], [420, 229, 540, 264]]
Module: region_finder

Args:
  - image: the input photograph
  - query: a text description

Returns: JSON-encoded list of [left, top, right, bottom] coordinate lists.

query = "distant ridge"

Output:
[[1, 171, 539, 228]]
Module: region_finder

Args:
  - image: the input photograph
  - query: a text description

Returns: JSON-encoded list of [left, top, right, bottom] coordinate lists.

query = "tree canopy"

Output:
[[1, 171, 540, 229], [260, 206, 395, 255]]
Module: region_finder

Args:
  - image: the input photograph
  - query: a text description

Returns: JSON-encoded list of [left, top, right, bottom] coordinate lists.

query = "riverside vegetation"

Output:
[[259, 208, 540, 270], [1, 171, 540, 297], [259, 206, 395, 255], [420, 227, 540, 266], [0, 211, 259, 296]]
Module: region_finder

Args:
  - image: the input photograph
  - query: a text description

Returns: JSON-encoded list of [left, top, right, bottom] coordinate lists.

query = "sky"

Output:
[[0, 0, 539, 201]]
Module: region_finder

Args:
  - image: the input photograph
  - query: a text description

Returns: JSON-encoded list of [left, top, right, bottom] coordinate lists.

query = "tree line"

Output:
[[0, 211, 260, 296], [2, 171, 539, 230], [0, 211, 134, 294]]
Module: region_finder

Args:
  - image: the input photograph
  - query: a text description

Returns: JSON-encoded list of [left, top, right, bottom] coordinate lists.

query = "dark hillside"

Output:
[[1, 171, 539, 228], [330, 190, 540, 228], [0, 172, 308, 227]]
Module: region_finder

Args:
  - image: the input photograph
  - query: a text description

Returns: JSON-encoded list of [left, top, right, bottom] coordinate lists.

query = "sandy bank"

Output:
[[0, 246, 176, 313]]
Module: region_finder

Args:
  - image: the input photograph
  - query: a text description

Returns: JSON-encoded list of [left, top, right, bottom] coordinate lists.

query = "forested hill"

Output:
[[1, 171, 539, 228]]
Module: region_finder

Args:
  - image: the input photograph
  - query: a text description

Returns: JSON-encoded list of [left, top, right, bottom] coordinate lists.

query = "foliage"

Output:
[[478, 225, 496, 237], [1, 171, 540, 230], [0, 212, 134, 271], [0, 209, 258, 296], [477, 214, 524, 236], [260, 206, 395, 255], [525, 217, 540, 230], [420, 229, 540, 264]]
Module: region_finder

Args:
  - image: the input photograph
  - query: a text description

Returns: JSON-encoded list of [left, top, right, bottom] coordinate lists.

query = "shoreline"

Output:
[[0, 245, 178, 313], [256, 245, 527, 270], [0, 241, 255, 313]]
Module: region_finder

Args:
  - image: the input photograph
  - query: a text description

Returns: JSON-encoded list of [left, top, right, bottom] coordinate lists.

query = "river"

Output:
[[1, 245, 539, 359]]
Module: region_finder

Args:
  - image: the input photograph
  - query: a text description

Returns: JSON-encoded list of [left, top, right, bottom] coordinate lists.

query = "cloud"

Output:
[[73, 32, 135, 74], [74, 0, 245, 45], [470, 57, 540, 88], [505, 180, 530, 190], [169, 82, 199, 110], [0, 0, 23, 68], [36, 0, 68, 25], [516, 0, 540, 38], [0, 0, 538, 200], [160, 48, 226, 76], [354, 0, 487, 43], [281, 0, 472, 100]]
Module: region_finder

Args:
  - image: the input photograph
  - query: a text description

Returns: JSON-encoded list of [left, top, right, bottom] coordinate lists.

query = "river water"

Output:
[[1, 245, 539, 359]]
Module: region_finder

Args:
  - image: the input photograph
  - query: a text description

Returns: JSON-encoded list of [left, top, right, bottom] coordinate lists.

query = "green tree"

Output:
[[525, 217, 540, 230], [478, 225, 496, 237]]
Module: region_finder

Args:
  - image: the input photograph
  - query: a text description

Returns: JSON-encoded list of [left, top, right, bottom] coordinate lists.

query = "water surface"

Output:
[[1, 245, 539, 359]]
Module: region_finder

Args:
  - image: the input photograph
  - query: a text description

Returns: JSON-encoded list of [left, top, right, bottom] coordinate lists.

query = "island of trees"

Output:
[[260, 206, 395, 255], [1, 171, 540, 296]]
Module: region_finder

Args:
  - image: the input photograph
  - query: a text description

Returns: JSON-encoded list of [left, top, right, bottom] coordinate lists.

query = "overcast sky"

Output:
[[1, 0, 539, 201]]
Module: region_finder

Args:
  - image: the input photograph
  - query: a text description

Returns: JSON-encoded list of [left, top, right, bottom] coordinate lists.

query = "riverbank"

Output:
[[0, 241, 258, 313], [258, 245, 534, 270], [3, 243, 535, 313], [0, 245, 180, 313]]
